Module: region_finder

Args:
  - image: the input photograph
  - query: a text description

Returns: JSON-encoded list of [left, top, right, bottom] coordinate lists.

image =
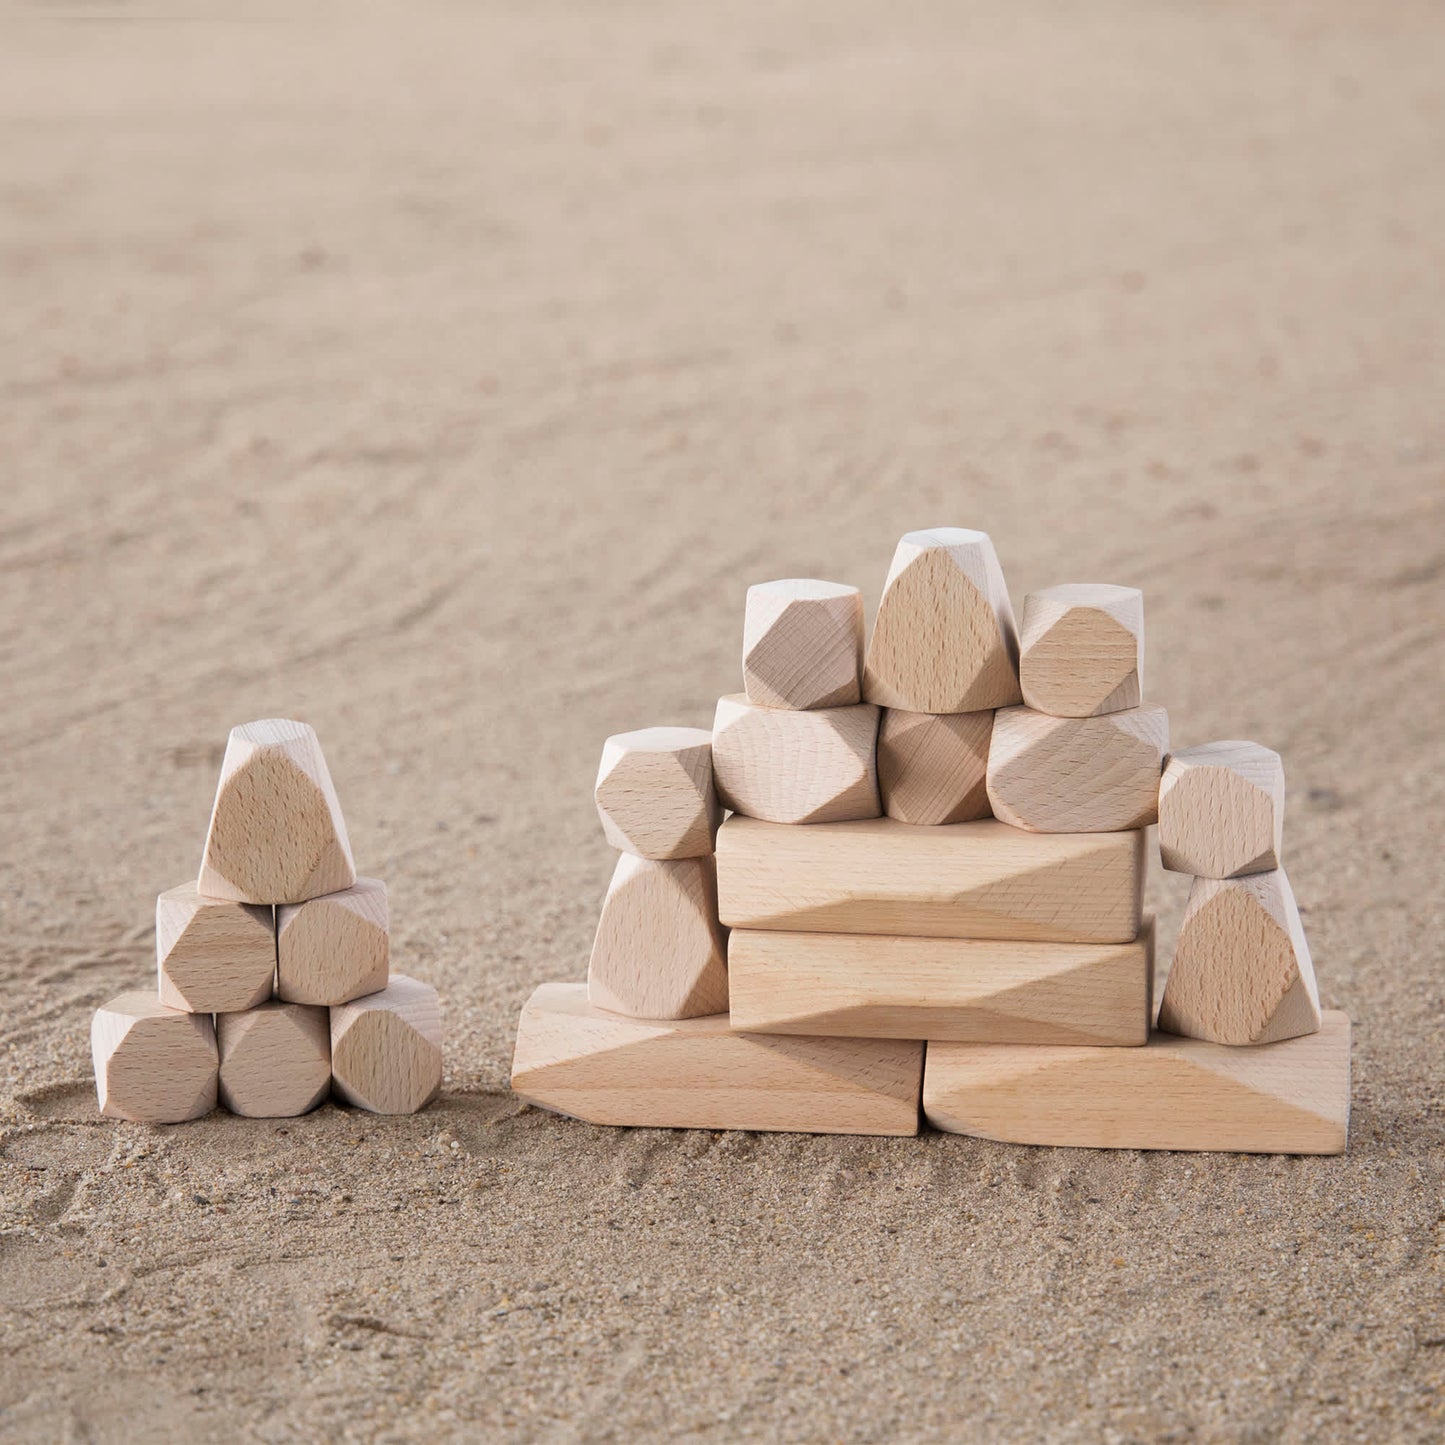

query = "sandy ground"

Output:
[[2, 2, 1444, 1440]]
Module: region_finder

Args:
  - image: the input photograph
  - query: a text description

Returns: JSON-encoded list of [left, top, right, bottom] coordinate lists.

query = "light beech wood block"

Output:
[[742, 578, 863, 710], [217, 1002, 331, 1118], [877, 708, 992, 825], [594, 727, 719, 860], [1157, 869, 1321, 1045], [924, 1011, 1350, 1154], [711, 693, 880, 824], [862, 528, 1021, 713], [276, 877, 390, 1006], [987, 703, 1169, 833], [156, 881, 276, 1014], [91, 992, 217, 1123], [728, 922, 1154, 1045], [198, 718, 356, 905], [587, 854, 729, 1020], [330, 975, 443, 1115], [512, 982, 922, 1135], [716, 815, 1145, 943], [1158, 740, 1285, 878], [1019, 583, 1144, 717]]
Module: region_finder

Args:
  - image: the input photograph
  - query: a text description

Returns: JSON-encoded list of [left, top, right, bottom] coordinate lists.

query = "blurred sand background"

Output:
[[2, 2, 1444, 1440]]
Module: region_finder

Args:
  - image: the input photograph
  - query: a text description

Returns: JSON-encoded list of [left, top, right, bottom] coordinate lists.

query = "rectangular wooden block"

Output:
[[728, 923, 1153, 1045], [512, 982, 922, 1136], [923, 1010, 1351, 1154], [715, 815, 1145, 943]]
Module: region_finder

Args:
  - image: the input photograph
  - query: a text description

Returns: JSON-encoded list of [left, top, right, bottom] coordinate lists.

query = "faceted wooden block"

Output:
[[877, 708, 992, 825], [742, 578, 863, 710], [156, 881, 276, 1014], [330, 975, 442, 1115], [91, 992, 217, 1123], [276, 877, 389, 1006], [862, 528, 1021, 713], [987, 704, 1169, 832], [587, 854, 729, 1020], [594, 727, 719, 860], [1157, 869, 1321, 1045], [198, 718, 356, 905], [1019, 583, 1144, 717], [711, 693, 880, 824], [217, 1002, 330, 1118], [1158, 740, 1285, 878]]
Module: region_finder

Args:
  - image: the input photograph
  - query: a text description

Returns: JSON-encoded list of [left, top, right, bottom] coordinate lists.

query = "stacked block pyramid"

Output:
[[91, 719, 443, 1123], [513, 529, 1351, 1154]]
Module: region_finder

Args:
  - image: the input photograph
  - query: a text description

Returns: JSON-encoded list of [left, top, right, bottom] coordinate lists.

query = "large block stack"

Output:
[[513, 529, 1351, 1154], [92, 719, 443, 1124]]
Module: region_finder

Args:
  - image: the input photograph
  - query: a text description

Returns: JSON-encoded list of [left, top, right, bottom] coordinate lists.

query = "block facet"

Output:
[[276, 877, 390, 1006], [1019, 583, 1144, 717], [742, 578, 864, 710], [330, 975, 442, 1115], [877, 708, 992, 825], [1158, 740, 1285, 878], [156, 881, 276, 1014], [594, 727, 719, 860], [91, 992, 218, 1123], [217, 1002, 331, 1118]]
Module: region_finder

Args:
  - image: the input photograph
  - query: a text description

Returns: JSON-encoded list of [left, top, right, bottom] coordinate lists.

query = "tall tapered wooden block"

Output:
[[877, 708, 992, 824], [330, 975, 443, 1115], [217, 1002, 331, 1118], [156, 881, 276, 1014], [594, 727, 719, 860], [742, 579, 863, 710], [1158, 740, 1285, 878], [1019, 584, 1144, 717], [91, 992, 218, 1123], [276, 877, 390, 1006]]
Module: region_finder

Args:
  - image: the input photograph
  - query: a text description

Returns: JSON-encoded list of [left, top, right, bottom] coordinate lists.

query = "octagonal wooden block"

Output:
[[1158, 740, 1285, 878], [156, 881, 276, 1014], [1019, 583, 1144, 717], [330, 975, 443, 1115], [217, 1002, 331, 1118], [277, 877, 389, 1006], [594, 727, 719, 860], [742, 578, 863, 710], [92, 992, 217, 1123], [877, 708, 993, 825]]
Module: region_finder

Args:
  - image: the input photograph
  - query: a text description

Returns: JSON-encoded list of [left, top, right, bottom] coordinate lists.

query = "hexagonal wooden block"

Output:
[[1019, 583, 1144, 717], [1157, 869, 1321, 1046], [330, 975, 442, 1115], [594, 727, 719, 860], [877, 708, 992, 825], [156, 881, 276, 1014], [987, 703, 1169, 832], [276, 877, 389, 1006], [1158, 740, 1285, 878], [587, 853, 729, 1019], [711, 694, 880, 824], [742, 578, 863, 710], [198, 718, 356, 905], [862, 528, 1021, 713], [91, 992, 217, 1123], [217, 1002, 330, 1118]]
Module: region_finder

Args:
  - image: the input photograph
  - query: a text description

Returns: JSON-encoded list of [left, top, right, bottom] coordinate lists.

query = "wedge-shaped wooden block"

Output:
[[711, 693, 880, 824], [987, 704, 1169, 833], [877, 708, 992, 825], [276, 877, 389, 1006], [1019, 583, 1144, 717], [217, 1002, 330, 1118], [156, 881, 276, 1014], [862, 528, 1021, 713], [198, 718, 356, 905], [594, 727, 719, 860], [743, 578, 863, 710], [924, 1011, 1350, 1154], [330, 975, 442, 1115], [91, 992, 217, 1123], [1158, 740, 1285, 878], [1157, 870, 1320, 1045], [512, 982, 922, 1135], [728, 923, 1153, 1045], [716, 815, 1145, 943]]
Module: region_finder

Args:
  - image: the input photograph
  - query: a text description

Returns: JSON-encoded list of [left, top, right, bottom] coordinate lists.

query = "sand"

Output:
[[2, 2, 1444, 1439]]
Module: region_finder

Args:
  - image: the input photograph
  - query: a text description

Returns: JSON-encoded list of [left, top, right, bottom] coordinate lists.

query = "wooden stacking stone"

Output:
[[217, 1002, 331, 1118], [91, 992, 218, 1123], [276, 877, 390, 1006], [877, 708, 992, 825], [742, 579, 863, 710], [1019, 584, 1144, 717], [1158, 740, 1285, 878], [330, 975, 443, 1115], [156, 881, 276, 1014], [594, 726, 719, 860]]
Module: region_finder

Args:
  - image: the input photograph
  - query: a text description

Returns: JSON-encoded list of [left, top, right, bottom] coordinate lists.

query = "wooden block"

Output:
[[1019, 583, 1144, 717], [1157, 869, 1321, 1045], [862, 528, 1021, 713], [594, 726, 719, 860], [742, 578, 863, 710], [512, 982, 922, 1135], [987, 703, 1169, 832], [217, 1002, 330, 1118], [1158, 740, 1285, 878], [91, 992, 217, 1123], [728, 922, 1154, 1045], [156, 881, 276, 1014], [276, 877, 390, 1006], [587, 854, 729, 1020], [330, 975, 442, 1115], [716, 815, 1145, 943], [198, 718, 356, 905], [924, 1011, 1350, 1154], [877, 708, 992, 825], [711, 693, 880, 824]]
